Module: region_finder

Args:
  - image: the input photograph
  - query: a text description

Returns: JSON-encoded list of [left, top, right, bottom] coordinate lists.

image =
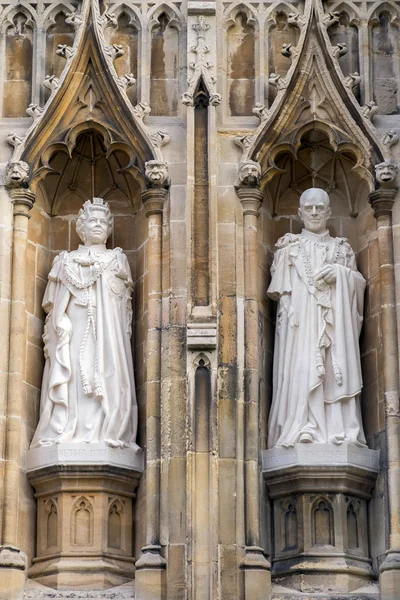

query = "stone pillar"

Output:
[[0, 169, 35, 600], [236, 161, 271, 600], [369, 162, 400, 600], [135, 162, 169, 600]]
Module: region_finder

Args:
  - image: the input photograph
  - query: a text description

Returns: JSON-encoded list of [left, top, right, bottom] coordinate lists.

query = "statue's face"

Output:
[[298, 190, 331, 235], [82, 209, 109, 245], [145, 161, 168, 186], [376, 163, 397, 183], [239, 163, 261, 186]]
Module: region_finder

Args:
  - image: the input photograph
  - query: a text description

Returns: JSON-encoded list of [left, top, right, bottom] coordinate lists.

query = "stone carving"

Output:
[[30, 198, 138, 449], [331, 42, 347, 58], [252, 103, 270, 122], [267, 188, 366, 448], [375, 161, 398, 189], [26, 103, 44, 121], [56, 44, 75, 60], [182, 16, 221, 107], [43, 75, 60, 92], [116, 73, 136, 90], [4, 161, 30, 188], [360, 101, 379, 120], [344, 72, 361, 90], [268, 72, 287, 90], [381, 129, 399, 149], [145, 160, 170, 188], [237, 161, 261, 188]]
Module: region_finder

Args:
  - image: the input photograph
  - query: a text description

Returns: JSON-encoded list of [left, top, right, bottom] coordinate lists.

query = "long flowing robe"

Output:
[[267, 229, 367, 448], [30, 244, 138, 449]]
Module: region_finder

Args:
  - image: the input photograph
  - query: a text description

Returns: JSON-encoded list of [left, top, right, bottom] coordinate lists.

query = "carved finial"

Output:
[[181, 15, 221, 107], [323, 11, 340, 28], [381, 129, 399, 149], [43, 75, 60, 92], [268, 73, 287, 90], [4, 161, 30, 189], [117, 73, 136, 90], [288, 12, 306, 28], [361, 101, 379, 120], [236, 161, 262, 189], [332, 42, 347, 59], [252, 103, 270, 122], [132, 102, 151, 121], [145, 160, 170, 189], [345, 72, 361, 89], [65, 9, 83, 29], [375, 161, 398, 190], [104, 44, 124, 61], [56, 44, 75, 60]]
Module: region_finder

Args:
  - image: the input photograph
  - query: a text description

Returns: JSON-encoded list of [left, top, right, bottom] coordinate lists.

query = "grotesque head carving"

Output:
[[4, 161, 30, 188], [237, 161, 262, 188], [375, 161, 398, 189], [145, 160, 169, 188], [76, 198, 113, 245]]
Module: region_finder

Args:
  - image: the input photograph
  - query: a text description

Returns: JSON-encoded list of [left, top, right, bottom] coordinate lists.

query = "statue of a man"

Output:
[[267, 188, 366, 448], [30, 198, 138, 449]]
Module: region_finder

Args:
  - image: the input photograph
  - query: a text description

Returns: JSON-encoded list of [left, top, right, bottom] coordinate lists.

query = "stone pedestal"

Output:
[[25, 444, 143, 591], [262, 444, 379, 594]]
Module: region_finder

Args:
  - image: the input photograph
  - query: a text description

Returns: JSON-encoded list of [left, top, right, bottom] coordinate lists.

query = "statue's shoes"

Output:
[[299, 432, 313, 443]]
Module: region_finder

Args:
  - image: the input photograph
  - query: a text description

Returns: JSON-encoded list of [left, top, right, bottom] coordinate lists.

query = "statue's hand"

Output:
[[315, 265, 337, 285], [56, 316, 72, 339]]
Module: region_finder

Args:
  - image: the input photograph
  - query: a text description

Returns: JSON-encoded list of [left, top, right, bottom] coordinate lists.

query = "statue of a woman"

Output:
[[30, 198, 138, 448]]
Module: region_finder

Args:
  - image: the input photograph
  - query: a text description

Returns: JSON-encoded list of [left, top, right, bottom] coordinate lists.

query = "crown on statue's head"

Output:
[[81, 197, 110, 213]]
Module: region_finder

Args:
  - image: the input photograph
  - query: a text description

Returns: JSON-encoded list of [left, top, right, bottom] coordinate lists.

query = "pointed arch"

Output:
[[42, 3, 77, 29], [0, 2, 37, 31], [225, 3, 258, 30], [147, 3, 184, 32]]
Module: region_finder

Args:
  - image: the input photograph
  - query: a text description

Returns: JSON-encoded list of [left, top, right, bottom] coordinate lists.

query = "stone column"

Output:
[[369, 162, 400, 600], [135, 162, 169, 600], [0, 162, 35, 600], [236, 162, 271, 600]]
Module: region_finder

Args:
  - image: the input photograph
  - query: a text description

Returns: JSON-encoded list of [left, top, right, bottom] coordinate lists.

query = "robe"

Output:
[[267, 229, 367, 448], [30, 244, 138, 449]]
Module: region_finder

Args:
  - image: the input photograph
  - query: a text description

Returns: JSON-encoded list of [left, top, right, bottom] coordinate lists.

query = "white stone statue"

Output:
[[30, 198, 138, 449], [267, 188, 367, 448]]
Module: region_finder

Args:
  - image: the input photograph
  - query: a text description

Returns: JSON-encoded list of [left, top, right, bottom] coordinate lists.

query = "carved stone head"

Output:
[[298, 188, 331, 235], [238, 160, 262, 188], [145, 160, 169, 188], [76, 197, 113, 245], [375, 161, 398, 189], [4, 161, 30, 188]]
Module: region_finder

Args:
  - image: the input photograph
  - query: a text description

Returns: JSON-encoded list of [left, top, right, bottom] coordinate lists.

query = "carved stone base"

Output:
[[379, 551, 400, 600], [240, 547, 272, 600], [0, 545, 27, 600], [26, 444, 143, 591], [262, 444, 379, 594]]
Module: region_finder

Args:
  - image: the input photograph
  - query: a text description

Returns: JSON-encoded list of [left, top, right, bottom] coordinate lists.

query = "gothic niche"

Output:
[[45, 12, 75, 101], [282, 501, 298, 551], [267, 11, 299, 106], [312, 498, 334, 546], [25, 127, 145, 467], [227, 11, 256, 116], [71, 497, 93, 546], [370, 10, 400, 114], [45, 499, 58, 549], [150, 11, 179, 116], [4, 12, 33, 117], [328, 11, 360, 102], [110, 12, 139, 106], [347, 501, 359, 550], [108, 500, 124, 550]]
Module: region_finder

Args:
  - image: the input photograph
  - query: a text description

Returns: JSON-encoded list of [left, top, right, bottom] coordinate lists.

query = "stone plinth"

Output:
[[26, 444, 144, 591], [262, 444, 379, 594]]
